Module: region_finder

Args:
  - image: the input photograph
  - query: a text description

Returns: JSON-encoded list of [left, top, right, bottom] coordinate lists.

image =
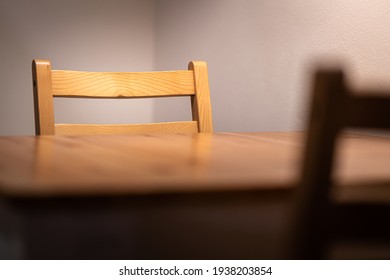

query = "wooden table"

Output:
[[0, 132, 389, 259], [0, 132, 302, 196]]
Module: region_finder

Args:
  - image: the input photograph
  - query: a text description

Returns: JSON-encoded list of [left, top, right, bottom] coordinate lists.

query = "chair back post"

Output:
[[189, 61, 213, 133], [293, 69, 346, 258], [32, 60, 55, 135]]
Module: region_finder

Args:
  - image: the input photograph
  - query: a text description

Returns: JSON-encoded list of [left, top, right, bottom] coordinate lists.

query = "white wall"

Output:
[[2, 0, 390, 135], [155, 0, 390, 132], [0, 0, 155, 135]]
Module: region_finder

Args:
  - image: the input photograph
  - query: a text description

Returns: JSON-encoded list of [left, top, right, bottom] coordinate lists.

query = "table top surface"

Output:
[[0, 131, 389, 197]]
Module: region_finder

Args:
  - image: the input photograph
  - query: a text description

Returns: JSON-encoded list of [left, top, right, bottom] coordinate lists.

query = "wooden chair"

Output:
[[293, 68, 390, 259], [32, 60, 213, 135]]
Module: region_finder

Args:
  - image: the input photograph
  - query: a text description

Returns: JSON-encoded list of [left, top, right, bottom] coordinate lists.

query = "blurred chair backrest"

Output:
[[293, 68, 390, 259], [32, 60, 213, 135]]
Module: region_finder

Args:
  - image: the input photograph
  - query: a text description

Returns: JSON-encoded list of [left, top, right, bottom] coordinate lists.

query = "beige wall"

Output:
[[0, 0, 155, 135], [1, 0, 390, 135], [155, 0, 390, 132]]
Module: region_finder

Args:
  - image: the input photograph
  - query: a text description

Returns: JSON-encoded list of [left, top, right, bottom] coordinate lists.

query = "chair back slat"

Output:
[[55, 121, 198, 135]]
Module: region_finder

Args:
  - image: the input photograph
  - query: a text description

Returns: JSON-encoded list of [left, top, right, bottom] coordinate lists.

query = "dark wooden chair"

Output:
[[292, 68, 390, 259]]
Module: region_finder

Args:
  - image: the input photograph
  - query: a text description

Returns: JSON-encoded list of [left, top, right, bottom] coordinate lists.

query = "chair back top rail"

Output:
[[51, 70, 196, 98]]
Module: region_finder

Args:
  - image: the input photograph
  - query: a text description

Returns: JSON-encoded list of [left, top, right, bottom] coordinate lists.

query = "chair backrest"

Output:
[[293, 68, 390, 259], [32, 60, 213, 135]]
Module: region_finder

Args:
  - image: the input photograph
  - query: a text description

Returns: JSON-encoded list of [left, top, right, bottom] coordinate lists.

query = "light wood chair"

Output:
[[293, 68, 390, 259], [32, 60, 213, 135]]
